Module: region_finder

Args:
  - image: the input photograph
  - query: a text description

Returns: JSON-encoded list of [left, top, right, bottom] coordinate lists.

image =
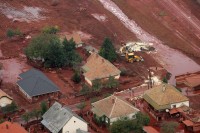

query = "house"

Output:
[[82, 53, 121, 86], [143, 83, 189, 121], [41, 102, 88, 133], [0, 89, 13, 107], [91, 95, 140, 125], [143, 126, 159, 133], [0, 121, 27, 133], [17, 68, 60, 102], [59, 32, 83, 48], [176, 72, 200, 90]]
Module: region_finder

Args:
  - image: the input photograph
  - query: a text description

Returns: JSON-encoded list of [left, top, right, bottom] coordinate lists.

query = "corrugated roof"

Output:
[[42, 102, 87, 133], [17, 68, 59, 97], [82, 53, 121, 81], [143, 83, 189, 110], [183, 120, 194, 126], [92, 95, 140, 119], [185, 75, 200, 88]]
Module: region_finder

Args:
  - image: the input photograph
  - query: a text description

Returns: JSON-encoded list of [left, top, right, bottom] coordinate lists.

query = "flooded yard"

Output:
[[98, 0, 200, 85]]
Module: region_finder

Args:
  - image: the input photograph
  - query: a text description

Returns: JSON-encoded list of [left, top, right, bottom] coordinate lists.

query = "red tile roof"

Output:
[[143, 126, 159, 133], [0, 121, 27, 133]]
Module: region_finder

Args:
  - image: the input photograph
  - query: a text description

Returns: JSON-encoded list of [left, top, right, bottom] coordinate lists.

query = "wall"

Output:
[[62, 116, 88, 133], [170, 101, 189, 109], [110, 112, 137, 124], [0, 97, 12, 107]]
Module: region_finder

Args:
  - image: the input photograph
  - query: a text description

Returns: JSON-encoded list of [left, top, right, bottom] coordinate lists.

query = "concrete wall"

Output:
[[170, 101, 189, 109], [62, 116, 88, 133], [0, 97, 12, 107]]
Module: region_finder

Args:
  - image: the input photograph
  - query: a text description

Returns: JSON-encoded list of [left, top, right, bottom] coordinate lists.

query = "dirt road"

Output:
[[98, 0, 200, 85]]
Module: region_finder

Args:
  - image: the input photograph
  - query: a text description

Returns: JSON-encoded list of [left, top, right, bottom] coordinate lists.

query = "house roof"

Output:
[[66, 32, 83, 44], [0, 121, 27, 133], [0, 89, 12, 100], [17, 68, 59, 97], [82, 53, 121, 81], [183, 120, 194, 126], [92, 95, 140, 119], [143, 126, 159, 133], [41, 102, 87, 133], [143, 83, 189, 110], [185, 75, 200, 88]]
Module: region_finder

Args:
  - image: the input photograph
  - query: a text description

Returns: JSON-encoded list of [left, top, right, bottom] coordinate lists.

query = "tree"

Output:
[[105, 76, 119, 88], [1, 102, 18, 114], [161, 121, 179, 133], [71, 71, 81, 84], [40, 101, 48, 115], [22, 112, 31, 124], [110, 112, 150, 133], [63, 38, 82, 67], [92, 79, 103, 92], [31, 109, 41, 120], [110, 118, 136, 133], [76, 102, 86, 112], [42, 25, 59, 34], [162, 77, 168, 83], [43, 39, 66, 68], [99, 38, 117, 62]]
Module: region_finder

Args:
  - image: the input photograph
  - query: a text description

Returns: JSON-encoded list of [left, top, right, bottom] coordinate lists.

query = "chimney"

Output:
[[102, 59, 104, 63], [112, 98, 115, 104], [162, 84, 166, 92]]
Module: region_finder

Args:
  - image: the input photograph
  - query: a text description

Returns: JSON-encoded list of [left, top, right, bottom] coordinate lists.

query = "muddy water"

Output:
[[98, 0, 200, 85]]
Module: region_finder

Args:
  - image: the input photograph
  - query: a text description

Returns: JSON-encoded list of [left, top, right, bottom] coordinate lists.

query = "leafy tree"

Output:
[[161, 121, 179, 133], [40, 101, 48, 115], [110, 118, 136, 133], [31, 109, 41, 120], [22, 112, 31, 124], [92, 79, 103, 92], [110, 112, 150, 133], [71, 71, 81, 84], [1, 102, 18, 114], [80, 84, 91, 95], [43, 39, 66, 68], [105, 76, 119, 88], [99, 38, 117, 62], [42, 25, 59, 34]]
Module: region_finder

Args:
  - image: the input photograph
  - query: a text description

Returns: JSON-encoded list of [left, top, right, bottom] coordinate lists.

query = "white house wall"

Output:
[[62, 116, 88, 133], [110, 112, 137, 124], [170, 101, 189, 109]]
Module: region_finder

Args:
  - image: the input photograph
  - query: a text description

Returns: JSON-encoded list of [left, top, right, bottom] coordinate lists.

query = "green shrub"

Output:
[[42, 25, 59, 34]]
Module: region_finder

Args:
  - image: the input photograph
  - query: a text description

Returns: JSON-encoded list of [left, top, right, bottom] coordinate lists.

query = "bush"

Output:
[[40, 101, 48, 115], [42, 25, 59, 34], [1, 102, 18, 114], [71, 71, 81, 84], [161, 121, 179, 133], [120, 67, 127, 76], [6, 28, 22, 38], [105, 76, 119, 88]]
